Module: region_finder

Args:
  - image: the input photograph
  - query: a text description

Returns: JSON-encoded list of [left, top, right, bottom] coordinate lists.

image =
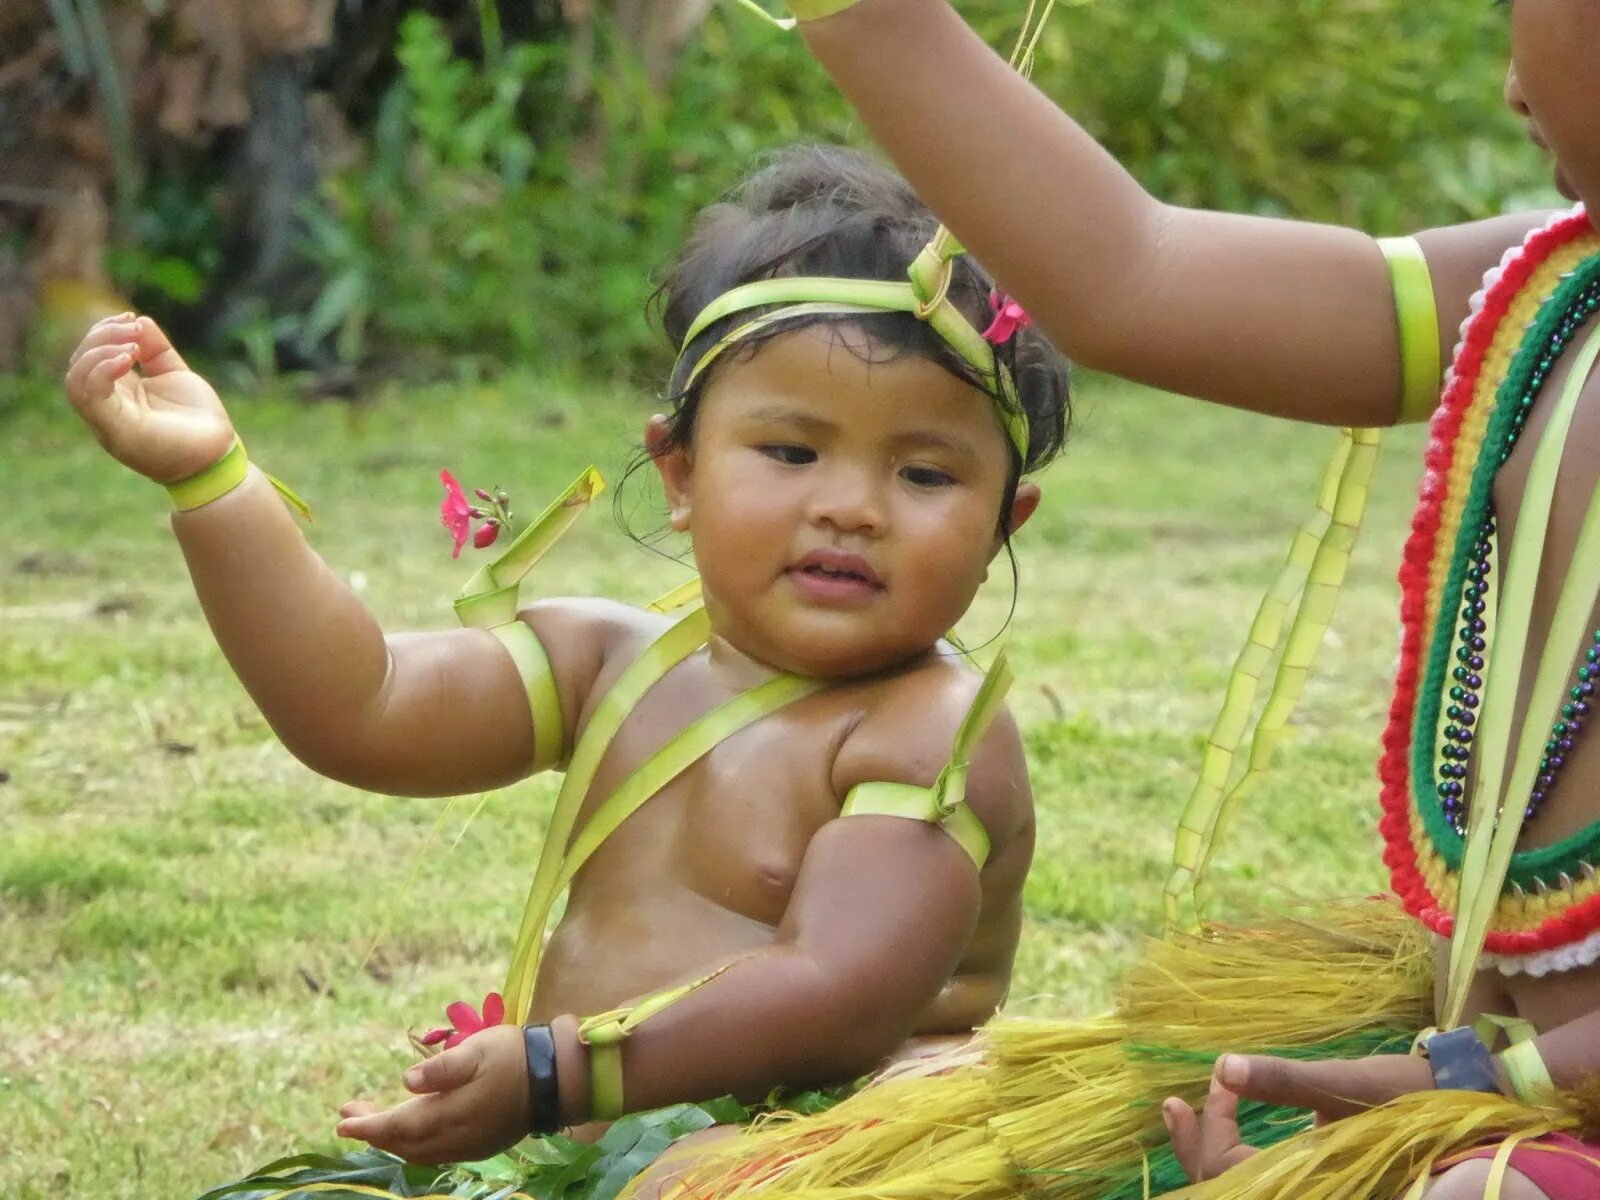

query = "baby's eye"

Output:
[[760, 444, 816, 466], [901, 465, 957, 489]]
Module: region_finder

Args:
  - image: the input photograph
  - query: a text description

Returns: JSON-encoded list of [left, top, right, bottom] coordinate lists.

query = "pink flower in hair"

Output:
[[420, 991, 505, 1050], [982, 289, 1032, 345], [439, 470, 473, 559]]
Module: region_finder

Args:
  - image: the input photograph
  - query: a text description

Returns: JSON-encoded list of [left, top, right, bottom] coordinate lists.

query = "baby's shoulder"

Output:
[[1418, 209, 1568, 326], [832, 653, 1031, 830], [522, 595, 670, 648], [517, 595, 676, 699], [857, 651, 1008, 736]]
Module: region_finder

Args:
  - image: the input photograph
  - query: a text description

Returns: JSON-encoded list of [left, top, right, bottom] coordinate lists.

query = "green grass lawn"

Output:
[[0, 371, 1425, 1198]]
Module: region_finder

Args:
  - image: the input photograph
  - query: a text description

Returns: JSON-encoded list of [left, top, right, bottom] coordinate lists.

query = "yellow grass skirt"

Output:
[[661, 898, 1587, 1200]]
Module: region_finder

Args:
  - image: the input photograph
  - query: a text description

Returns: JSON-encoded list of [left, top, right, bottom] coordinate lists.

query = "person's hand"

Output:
[[1163, 1053, 1435, 1183], [337, 1024, 531, 1166], [1162, 1072, 1260, 1183], [64, 314, 236, 485]]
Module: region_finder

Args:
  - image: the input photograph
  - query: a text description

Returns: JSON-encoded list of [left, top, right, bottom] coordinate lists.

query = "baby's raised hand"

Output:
[[337, 1024, 532, 1166], [64, 314, 236, 485]]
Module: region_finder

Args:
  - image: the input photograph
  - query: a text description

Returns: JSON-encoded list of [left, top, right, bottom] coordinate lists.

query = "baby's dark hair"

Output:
[[647, 144, 1070, 488]]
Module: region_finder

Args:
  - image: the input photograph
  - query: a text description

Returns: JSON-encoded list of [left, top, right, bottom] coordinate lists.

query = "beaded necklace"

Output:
[[1379, 208, 1600, 970], [1435, 275, 1600, 835]]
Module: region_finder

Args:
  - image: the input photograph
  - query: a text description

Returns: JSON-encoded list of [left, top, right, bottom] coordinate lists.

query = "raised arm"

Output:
[[63, 315, 607, 797], [800, 0, 1548, 426]]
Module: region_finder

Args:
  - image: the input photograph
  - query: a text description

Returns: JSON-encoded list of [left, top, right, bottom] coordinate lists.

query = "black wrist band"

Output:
[[1423, 1026, 1500, 1094], [524, 1023, 562, 1135]]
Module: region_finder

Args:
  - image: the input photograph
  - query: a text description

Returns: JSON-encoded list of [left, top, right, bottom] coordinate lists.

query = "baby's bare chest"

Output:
[[568, 679, 856, 926]]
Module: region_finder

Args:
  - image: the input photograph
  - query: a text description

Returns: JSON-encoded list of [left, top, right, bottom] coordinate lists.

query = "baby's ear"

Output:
[[996, 482, 1042, 550], [647, 415, 693, 533]]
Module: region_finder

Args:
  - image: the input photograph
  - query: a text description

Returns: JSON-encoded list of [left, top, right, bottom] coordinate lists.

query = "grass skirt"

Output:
[[195, 899, 1594, 1200], [665, 898, 1590, 1200]]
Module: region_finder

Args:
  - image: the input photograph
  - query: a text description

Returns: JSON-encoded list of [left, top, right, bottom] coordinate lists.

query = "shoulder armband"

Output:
[[841, 781, 990, 869], [836, 649, 1016, 871], [728, 0, 862, 29], [454, 467, 604, 775], [490, 620, 566, 773], [1378, 236, 1442, 425]]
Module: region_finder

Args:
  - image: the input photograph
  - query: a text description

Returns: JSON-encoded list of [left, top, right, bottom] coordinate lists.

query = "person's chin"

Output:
[[1554, 166, 1582, 203], [776, 621, 918, 680]]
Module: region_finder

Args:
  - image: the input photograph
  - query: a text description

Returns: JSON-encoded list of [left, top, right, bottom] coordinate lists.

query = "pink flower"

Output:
[[473, 520, 501, 550], [420, 991, 505, 1050], [439, 470, 473, 559], [981, 289, 1032, 345]]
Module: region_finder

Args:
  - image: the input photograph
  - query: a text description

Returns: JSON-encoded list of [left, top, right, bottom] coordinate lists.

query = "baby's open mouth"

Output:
[[804, 563, 868, 582], [788, 549, 885, 590]]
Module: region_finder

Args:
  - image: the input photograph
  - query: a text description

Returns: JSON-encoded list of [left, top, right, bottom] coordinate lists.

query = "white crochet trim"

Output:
[[1482, 925, 1600, 977], [1439, 206, 1586, 399]]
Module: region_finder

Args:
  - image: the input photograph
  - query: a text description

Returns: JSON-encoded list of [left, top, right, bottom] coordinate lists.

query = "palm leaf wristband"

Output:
[[166, 437, 313, 521]]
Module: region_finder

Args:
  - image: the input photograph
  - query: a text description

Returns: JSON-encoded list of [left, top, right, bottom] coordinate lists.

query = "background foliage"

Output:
[[1021, 2, 1544, 228], [295, 0, 1543, 372], [2, 0, 1548, 401], [0, 4, 1551, 1193]]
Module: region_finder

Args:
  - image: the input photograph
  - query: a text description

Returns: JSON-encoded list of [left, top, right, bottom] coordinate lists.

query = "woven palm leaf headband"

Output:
[[673, 227, 1032, 462], [685, 0, 1069, 464]]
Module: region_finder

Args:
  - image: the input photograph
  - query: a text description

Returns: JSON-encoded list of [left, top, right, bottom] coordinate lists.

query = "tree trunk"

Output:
[[201, 53, 324, 354], [613, 0, 715, 93]]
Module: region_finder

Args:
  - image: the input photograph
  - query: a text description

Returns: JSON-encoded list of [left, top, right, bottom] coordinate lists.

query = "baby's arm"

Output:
[[338, 683, 1030, 1162], [799, 1, 1550, 427], [600, 681, 1029, 1108], [63, 315, 607, 797]]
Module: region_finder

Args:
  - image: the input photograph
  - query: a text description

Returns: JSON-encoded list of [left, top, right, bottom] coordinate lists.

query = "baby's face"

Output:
[[659, 325, 1033, 679], [1506, 0, 1600, 210]]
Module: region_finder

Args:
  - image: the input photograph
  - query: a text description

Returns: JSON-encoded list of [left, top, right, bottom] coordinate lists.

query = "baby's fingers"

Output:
[[1163, 1098, 1203, 1181], [338, 1106, 403, 1145], [405, 1046, 478, 1095], [338, 1097, 453, 1164], [1164, 1079, 1256, 1183], [65, 343, 136, 424], [67, 314, 136, 369], [128, 315, 190, 377]]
